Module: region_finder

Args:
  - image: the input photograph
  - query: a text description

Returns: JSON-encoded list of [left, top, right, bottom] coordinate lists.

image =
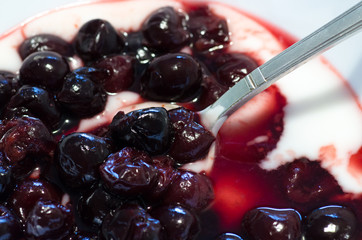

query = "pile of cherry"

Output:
[[0, 3, 359, 240]]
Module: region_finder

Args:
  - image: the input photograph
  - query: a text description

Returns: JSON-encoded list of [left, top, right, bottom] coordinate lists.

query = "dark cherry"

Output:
[[93, 55, 134, 93], [304, 205, 358, 240], [241, 207, 302, 240], [0, 205, 23, 239], [68, 231, 99, 240], [0, 116, 56, 164], [146, 155, 176, 201], [0, 153, 12, 198], [283, 158, 343, 203], [6, 85, 61, 128], [109, 107, 172, 155], [57, 69, 107, 118], [215, 233, 244, 240], [0, 71, 19, 110], [74, 19, 124, 62], [19, 34, 75, 60], [99, 147, 158, 197], [163, 170, 214, 212], [25, 200, 74, 240], [168, 107, 214, 164], [9, 178, 61, 220], [77, 186, 123, 231], [19, 51, 70, 91], [141, 53, 202, 102], [187, 6, 230, 52], [150, 204, 200, 240], [55, 132, 111, 188], [142, 7, 190, 52], [209, 53, 258, 88], [101, 204, 161, 240]]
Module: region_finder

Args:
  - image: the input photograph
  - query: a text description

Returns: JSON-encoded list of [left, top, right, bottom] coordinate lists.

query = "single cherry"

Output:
[[57, 69, 107, 118], [304, 205, 358, 240], [6, 85, 61, 128], [163, 170, 214, 212], [19, 34, 75, 60], [141, 53, 202, 102], [168, 107, 214, 164], [25, 200, 74, 240], [74, 19, 124, 62], [150, 204, 200, 240], [109, 108, 172, 155], [101, 204, 161, 240], [19, 51, 70, 91], [55, 132, 111, 189], [241, 207, 302, 240], [99, 147, 158, 197], [142, 7, 190, 52]]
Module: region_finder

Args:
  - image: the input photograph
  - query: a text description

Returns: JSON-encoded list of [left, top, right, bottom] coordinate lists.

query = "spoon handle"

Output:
[[200, 1, 362, 134]]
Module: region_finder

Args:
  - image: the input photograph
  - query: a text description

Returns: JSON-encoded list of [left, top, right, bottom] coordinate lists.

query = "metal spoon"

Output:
[[199, 1, 362, 135]]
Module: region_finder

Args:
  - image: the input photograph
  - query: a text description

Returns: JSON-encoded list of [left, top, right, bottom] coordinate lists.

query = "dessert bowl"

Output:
[[0, 0, 361, 239]]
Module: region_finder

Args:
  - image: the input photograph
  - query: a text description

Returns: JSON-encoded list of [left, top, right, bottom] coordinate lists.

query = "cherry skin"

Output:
[[142, 7, 190, 52], [19, 51, 70, 91], [25, 200, 74, 240], [74, 19, 124, 62], [163, 170, 214, 212], [0, 205, 23, 239], [101, 204, 161, 240], [304, 205, 358, 240], [150, 204, 200, 240], [55, 132, 111, 189], [141, 53, 202, 102], [215, 233, 244, 240], [19, 33, 75, 60], [241, 207, 302, 240], [109, 108, 172, 155], [99, 147, 158, 197]]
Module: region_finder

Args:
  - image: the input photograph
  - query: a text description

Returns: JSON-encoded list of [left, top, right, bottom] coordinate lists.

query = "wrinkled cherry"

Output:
[[56, 132, 111, 188], [146, 155, 176, 201], [74, 19, 124, 62], [0, 116, 56, 164], [216, 233, 244, 240], [77, 186, 123, 231], [141, 53, 202, 102], [150, 204, 200, 240], [188, 6, 230, 52], [163, 170, 214, 212], [6, 85, 61, 128], [109, 108, 172, 155], [101, 204, 161, 240], [19, 34, 75, 60], [9, 178, 61, 220], [99, 147, 158, 197], [19, 51, 70, 91], [142, 7, 190, 52], [283, 158, 342, 203], [168, 107, 214, 164], [25, 200, 74, 240], [304, 205, 357, 240], [0, 205, 23, 239], [93, 55, 134, 93], [241, 207, 302, 240], [57, 69, 107, 117]]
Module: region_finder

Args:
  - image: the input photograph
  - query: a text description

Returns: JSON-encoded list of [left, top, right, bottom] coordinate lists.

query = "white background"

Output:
[[0, 0, 361, 99]]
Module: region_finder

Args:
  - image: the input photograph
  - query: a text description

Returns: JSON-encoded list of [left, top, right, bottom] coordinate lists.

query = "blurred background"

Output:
[[0, 0, 361, 101]]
